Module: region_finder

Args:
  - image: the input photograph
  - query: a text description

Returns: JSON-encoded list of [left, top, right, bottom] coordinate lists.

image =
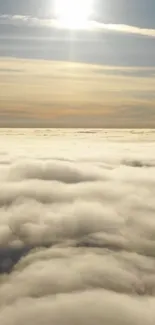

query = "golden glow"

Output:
[[1, 58, 155, 127], [54, 0, 93, 29]]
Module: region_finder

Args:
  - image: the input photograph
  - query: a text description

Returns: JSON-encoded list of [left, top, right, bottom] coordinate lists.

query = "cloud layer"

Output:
[[0, 129, 155, 324], [0, 58, 155, 128]]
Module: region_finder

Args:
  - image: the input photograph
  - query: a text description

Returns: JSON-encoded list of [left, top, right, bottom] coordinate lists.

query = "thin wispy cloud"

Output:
[[0, 15, 155, 38], [93, 22, 155, 38]]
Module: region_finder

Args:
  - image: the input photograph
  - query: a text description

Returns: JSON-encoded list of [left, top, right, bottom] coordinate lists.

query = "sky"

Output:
[[0, 0, 155, 127]]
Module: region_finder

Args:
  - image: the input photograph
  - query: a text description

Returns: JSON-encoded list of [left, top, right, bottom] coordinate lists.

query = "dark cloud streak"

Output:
[[0, 25, 155, 66]]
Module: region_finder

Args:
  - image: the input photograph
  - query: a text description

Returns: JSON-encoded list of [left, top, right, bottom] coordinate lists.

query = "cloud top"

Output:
[[0, 129, 155, 324]]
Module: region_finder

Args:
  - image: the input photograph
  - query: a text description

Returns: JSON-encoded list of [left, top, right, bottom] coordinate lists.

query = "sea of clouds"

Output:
[[0, 128, 155, 325]]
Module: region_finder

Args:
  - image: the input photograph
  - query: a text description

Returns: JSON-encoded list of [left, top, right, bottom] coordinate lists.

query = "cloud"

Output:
[[0, 14, 155, 37], [0, 129, 155, 324], [0, 58, 155, 128], [0, 0, 155, 30], [92, 21, 155, 38]]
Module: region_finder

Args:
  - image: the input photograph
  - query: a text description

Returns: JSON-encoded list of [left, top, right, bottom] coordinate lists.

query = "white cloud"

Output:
[[0, 14, 155, 37], [0, 129, 155, 324], [92, 21, 155, 38]]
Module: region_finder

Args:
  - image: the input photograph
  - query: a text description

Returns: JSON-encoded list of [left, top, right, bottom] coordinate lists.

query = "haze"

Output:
[[0, 0, 155, 127]]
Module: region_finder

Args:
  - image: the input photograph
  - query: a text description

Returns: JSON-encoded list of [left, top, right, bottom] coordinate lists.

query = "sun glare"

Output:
[[54, 0, 93, 29]]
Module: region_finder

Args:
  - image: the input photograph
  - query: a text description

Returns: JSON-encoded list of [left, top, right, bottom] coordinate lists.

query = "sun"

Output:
[[54, 0, 93, 29]]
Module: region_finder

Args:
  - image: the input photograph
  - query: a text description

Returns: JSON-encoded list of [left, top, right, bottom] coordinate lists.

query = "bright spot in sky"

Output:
[[54, 0, 93, 29]]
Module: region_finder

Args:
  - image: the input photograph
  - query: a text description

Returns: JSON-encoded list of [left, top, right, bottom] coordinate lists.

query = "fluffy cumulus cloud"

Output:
[[0, 129, 155, 324]]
